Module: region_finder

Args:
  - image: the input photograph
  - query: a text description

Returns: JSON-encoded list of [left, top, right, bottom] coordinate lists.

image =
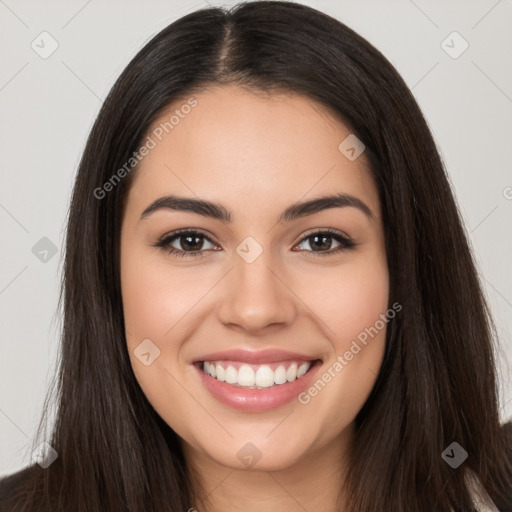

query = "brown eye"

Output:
[[155, 230, 218, 258], [293, 230, 355, 257]]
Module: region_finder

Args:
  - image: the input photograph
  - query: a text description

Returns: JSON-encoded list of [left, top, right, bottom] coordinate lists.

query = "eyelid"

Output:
[[155, 228, 219, 250], [157, 227, 217, 243], [294, 227, 351, 244]]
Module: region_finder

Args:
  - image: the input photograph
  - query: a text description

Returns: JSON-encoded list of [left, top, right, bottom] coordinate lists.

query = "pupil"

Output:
[[182, 234, 202, 251], [311, 234, 331, 251]]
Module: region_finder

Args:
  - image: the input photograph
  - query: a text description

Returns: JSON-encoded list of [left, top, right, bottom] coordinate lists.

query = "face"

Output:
[[120, 84, 389, 473]]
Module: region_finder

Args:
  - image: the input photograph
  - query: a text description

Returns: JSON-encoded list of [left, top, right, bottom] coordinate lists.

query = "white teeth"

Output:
[[274, 365, 287, 385], [215, 364, 225, 381], [297, 362, 310, 378], [225, 365, 237, 384], [255, 365, 275, 388], [202, 361, 313, 388], [286, 363, 298, 382], [238, 364, 255, 386], [204, 361, 216, 377]]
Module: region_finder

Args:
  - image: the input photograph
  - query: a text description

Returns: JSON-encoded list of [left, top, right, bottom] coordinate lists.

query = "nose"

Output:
[[217, 247, 297, 334]]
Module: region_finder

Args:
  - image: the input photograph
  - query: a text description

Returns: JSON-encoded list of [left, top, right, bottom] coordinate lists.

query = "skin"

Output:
[[120, 84, 389, 512]]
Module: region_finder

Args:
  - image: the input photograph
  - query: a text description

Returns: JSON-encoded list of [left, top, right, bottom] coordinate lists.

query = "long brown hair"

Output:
[[2, 2, 511, 511]]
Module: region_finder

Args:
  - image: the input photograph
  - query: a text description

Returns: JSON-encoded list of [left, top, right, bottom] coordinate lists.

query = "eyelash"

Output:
[[153, 228, 357, 259]]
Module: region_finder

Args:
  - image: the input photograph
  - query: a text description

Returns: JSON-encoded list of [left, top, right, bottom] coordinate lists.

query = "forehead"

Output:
[[125, 85, 380, 222]]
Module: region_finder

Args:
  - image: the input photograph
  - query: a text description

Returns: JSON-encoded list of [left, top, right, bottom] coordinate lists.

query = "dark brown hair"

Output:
[[1, 2, 511, 511]]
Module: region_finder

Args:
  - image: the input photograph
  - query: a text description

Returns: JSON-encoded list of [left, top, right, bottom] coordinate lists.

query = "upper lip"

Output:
[[192, 349, 320, 365]]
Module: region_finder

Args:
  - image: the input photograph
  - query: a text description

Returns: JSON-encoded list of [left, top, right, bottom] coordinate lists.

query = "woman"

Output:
[[1, 1, 511, 511]]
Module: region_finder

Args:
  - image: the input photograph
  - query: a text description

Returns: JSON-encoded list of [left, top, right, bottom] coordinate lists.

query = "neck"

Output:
[[183, 424, 354, 512]]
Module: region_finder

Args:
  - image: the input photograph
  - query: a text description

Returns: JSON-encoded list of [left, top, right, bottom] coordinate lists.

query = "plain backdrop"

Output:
[[1, 0, 511, 476]]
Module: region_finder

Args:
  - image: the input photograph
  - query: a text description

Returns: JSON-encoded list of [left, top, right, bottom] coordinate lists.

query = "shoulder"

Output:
[[0, 465, 34, 493], [470, 421, 512, 512], [0, 464, 43, 510], [501, 419, 512, 438], [499, 420, 512, 511]]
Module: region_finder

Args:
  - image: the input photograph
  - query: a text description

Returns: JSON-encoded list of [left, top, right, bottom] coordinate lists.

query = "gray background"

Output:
[[1, 0, 511, 476]]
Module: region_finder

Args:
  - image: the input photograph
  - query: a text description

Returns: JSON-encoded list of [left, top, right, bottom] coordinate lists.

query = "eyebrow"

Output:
[[140, 193, 374, 223]]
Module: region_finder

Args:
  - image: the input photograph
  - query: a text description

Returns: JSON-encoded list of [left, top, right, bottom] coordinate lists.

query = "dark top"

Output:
[[0, 463, 510, 511], [0, 464, 35, 494], [0, 463, 49, 512], [0, 464, 38, 505]]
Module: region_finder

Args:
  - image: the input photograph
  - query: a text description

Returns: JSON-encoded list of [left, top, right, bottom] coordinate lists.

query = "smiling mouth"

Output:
[[195, 359, 321, 390]]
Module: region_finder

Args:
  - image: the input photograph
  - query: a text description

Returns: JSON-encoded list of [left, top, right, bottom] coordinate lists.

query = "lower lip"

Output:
[[194, 360, 323, 412]]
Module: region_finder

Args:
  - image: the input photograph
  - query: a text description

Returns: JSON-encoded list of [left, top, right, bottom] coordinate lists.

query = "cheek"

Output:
[[298, 251, 389, 346], [121, 245, 209, 344], [335, 267, 389, 347], [120, 240, 183, 401], [121, 258, 166, 344], [120, 244, 219, 413], [293, 251, 389, 420], [330, 259, 389, 377], [120, 247, 195, 421]]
